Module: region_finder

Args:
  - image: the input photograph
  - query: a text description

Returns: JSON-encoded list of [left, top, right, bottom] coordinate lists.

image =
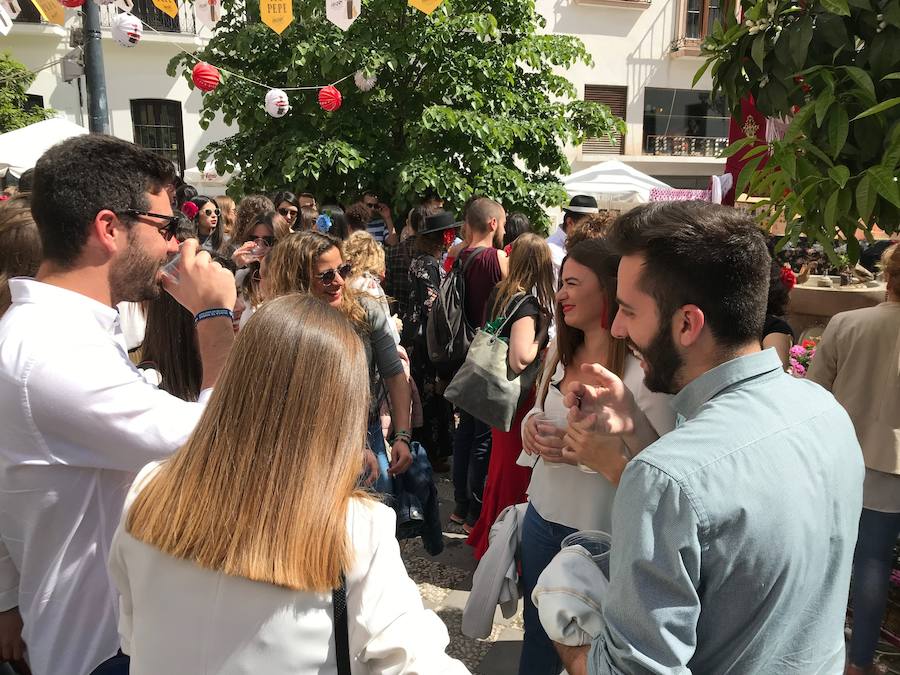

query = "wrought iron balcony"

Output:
[[643, 134, 728, 157], [14, 1, 198, 33]]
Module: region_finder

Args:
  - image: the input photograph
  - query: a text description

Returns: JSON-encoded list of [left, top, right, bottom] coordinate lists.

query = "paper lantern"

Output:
[[354, 70, 376, 92], [192, 62, 220, 93], [318, 85, 342, 112], [111, 13, 142, 47], [60, 0, 84, 7], [264, 88, 290, 118], [326, 0, 359, 30]]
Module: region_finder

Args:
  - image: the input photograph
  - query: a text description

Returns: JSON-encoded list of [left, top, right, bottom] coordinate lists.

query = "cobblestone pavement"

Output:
[[399, 474, 525, 675]]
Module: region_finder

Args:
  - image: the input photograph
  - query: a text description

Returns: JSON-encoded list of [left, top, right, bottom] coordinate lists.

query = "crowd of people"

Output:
[[0, 133, 896, 675]]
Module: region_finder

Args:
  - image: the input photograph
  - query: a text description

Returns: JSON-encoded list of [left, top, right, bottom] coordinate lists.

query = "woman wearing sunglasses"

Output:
[[109, 295, 469, 674], [265, 232, 414, 490], [272, 190, 300, 231], [188, 196, 224, 252]]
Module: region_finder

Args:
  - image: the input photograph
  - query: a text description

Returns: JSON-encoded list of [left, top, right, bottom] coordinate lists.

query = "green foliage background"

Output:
[[170, 0, 624, 225], [0, 52, 54, 134], [699, 0, 900, 262]]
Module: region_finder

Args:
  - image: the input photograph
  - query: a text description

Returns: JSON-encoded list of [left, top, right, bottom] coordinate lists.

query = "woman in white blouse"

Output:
[[517, 238, 674, 675], [108, 294, 468, 675]]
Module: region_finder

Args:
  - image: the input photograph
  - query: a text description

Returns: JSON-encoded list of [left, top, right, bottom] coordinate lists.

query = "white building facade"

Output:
[[5, 0, 231, 189], [537, 0, 728, 187], [7, 0, 726, 190]]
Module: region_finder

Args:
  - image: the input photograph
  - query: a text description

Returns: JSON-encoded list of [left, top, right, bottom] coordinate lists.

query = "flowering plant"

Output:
[[789, 339, 817, 377]]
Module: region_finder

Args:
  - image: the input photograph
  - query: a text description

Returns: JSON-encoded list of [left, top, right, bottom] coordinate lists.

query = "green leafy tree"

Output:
[[169, 0, 624, 225], [698, 0, 900, 263], [0, 52, 54, 134]]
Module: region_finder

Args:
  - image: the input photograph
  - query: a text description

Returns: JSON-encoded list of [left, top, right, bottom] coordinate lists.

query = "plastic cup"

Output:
[[160, 247, 183, 285], [533, 411, 566, 469], [562, 530, 611, 578]]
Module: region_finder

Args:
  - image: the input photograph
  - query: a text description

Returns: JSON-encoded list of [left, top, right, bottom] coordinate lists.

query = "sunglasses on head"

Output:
[[123, 209, 180, 241], [203, 208, 220, 217], [247, 235, 276, 247], [316, 262, 352, 285], [278, 207, 298, 217]]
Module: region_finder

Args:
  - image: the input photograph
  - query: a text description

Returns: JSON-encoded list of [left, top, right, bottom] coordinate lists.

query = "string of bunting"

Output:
[[0, 0, 410, 114]]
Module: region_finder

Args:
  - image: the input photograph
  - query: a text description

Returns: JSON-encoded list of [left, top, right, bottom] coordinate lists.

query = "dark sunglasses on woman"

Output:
[[316, 262, 352, 285], [278, 207, 298, 218], [203, 208, 221, 217]]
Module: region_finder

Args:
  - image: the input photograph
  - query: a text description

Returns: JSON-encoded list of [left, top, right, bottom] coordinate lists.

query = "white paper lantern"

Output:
[[354, 70, 376, 92], [264, 88, 290, 118], [111, 12, 142, 47]]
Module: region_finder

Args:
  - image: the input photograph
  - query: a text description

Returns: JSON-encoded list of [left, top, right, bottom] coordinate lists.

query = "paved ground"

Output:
[[398, 473, 525, 675]]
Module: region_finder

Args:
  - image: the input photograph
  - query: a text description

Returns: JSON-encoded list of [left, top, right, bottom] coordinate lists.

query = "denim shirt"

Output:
[[588, 349, 864, 675]]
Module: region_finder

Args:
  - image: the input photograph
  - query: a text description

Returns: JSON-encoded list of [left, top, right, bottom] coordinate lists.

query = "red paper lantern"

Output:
[[60, 0, 85, 7], [192, 62, 220, 93], [318, 85, 342, 112]]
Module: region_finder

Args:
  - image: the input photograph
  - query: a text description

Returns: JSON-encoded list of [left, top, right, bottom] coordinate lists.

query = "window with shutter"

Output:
[[130, 100, 187, 175], [583, 85, 627, 155]]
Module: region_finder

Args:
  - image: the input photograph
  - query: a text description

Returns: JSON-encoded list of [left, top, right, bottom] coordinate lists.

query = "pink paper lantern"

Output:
[[60, 0, 85, 7], [318, 85, 342, 112], [191, 62, 220, 93]]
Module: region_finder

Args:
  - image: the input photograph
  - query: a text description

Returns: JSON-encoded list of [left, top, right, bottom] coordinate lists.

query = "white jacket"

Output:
[[109, 463, 470, 675], [461, 502, 528, 639]]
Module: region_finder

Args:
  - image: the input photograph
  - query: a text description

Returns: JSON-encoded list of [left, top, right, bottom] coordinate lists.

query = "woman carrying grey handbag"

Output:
[[445, 234, 555, 432]]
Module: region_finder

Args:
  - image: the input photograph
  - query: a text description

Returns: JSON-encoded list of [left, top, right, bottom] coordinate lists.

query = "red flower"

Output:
[[802, 339, 817, 349], [780, 264, 797, 291]]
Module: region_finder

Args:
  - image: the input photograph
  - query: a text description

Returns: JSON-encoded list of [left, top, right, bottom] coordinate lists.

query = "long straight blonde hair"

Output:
[[126, 294, 373, 592], [490, 233, 555, 322]]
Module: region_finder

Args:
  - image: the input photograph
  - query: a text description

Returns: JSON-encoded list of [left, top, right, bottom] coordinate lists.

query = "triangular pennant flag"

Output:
[[0, 0, 21, 19], [260, 0, 291, 34], [408, 0, 441, 14], [152, 0, 177, 19], [29, 0, 64, 25], [325, 0, 359, 30], [194, 0, 221, 28], [0, 2, 13, 34]]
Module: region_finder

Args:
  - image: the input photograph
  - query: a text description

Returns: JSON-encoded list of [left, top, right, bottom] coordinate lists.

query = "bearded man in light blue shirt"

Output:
[[556, 201, 864, 675]]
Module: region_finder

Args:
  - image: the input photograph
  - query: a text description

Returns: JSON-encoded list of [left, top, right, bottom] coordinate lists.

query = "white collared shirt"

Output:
[[0, 279, 210, 675], [546, 226, 567, 283]]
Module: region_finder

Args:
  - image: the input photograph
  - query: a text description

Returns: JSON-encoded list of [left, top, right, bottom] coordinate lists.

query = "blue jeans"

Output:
[[519, 503, 577, 675], [367, 421, 392, 496], [848, 508, 900, 667], [451, 410, 492, 525]]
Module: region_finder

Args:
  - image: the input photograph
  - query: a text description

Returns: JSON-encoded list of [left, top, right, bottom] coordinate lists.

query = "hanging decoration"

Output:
[[28, 0, 64, 25], [192, 61, 221, 92], [114, 0, 134, 11], [1, 0, 21, 18], [92, 0, 117, 6], [193, 0, 221, 28], [408, 0, 442, 14], [264, 88, 290, 117], [151, 0, 177, 18], [326, 0, 360, 30], [318, 85, 342, 112], [260, 0, 291, 34], [111, 12, 142, 46], [0, 2, 13, 35], [354, 70, 376, 92], [59, 0, 84, 7]]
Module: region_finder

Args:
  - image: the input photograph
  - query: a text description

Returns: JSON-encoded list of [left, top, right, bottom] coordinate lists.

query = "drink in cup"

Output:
[[562, 530, 611, 579], [533, 410, 567, 469], [160, 244, 184, 285]]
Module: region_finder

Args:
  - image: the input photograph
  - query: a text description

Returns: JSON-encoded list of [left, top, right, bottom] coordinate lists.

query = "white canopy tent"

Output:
[[0, 118, 88, 179], [182, 162, 238, 196], [562, 159, 670, 212]]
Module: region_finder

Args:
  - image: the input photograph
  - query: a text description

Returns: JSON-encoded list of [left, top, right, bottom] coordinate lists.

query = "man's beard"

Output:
[[628, 318, 685, 395], [109, 229, 164, 304]]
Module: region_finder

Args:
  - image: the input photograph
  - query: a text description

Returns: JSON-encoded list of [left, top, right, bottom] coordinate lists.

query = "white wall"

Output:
[[537, 0, 726, 179], [5, 17, 232, 177]]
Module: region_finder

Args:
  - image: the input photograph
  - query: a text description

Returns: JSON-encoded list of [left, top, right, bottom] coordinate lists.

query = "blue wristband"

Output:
[[194, 308, 234, 325]]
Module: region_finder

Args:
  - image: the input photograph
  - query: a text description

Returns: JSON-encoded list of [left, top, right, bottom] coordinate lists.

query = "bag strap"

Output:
[[492, 293, 533, 336], [537, 342, 560, 410], [333, 574, 351, 675], [458, 246, 488, 277]]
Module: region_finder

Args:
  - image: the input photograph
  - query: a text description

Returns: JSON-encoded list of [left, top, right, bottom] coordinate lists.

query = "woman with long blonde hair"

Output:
[[264, 231, 413, 492], [465, 233, 554, 553], [109, 295, 468, 674]]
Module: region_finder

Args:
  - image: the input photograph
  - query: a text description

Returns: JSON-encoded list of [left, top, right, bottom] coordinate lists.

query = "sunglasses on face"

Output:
[[246, 235, 276, 247], [316, 262, 352, 285], [278, 207, 298, 218], [203, 208, 220, 217], [123, 209, 180, 241]]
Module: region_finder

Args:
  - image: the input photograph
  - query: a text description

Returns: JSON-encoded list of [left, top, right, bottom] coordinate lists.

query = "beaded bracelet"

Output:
[[194, 308, 234, 325]]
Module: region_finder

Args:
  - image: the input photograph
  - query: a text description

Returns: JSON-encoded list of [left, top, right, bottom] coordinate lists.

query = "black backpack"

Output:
[[426, 247, 487, 371]]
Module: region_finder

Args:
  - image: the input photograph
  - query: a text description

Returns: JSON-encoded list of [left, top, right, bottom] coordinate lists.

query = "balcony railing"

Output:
[[14, 1, 198, 33], [644, 135, 728, 157]]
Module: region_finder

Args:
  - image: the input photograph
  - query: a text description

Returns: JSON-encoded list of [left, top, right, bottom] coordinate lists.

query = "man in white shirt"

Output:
[[547, 195, 599, 281], [0, 135, 237, 675]]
